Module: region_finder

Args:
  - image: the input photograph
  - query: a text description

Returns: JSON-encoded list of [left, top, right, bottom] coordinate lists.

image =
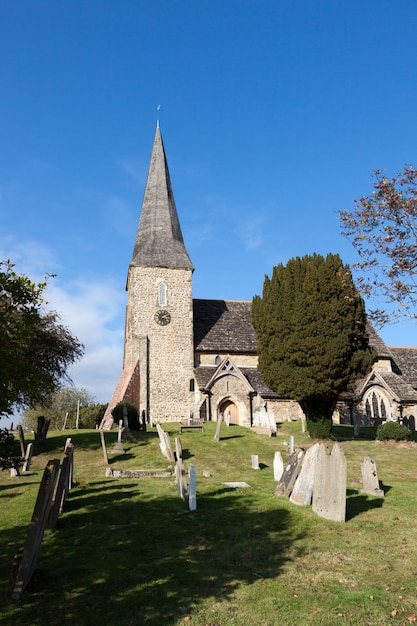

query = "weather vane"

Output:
[[156, 104, 161, 128]]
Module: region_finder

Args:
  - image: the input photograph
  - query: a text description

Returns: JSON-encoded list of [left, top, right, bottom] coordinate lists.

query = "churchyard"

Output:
[[1, 421, 417, 626]]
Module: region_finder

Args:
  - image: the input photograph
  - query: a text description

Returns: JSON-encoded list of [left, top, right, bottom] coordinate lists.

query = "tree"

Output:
[[0, 261, 84, 417], [22, 388, 97, 430], [340, 166, 417, 327], [252, 253, 375, 437]]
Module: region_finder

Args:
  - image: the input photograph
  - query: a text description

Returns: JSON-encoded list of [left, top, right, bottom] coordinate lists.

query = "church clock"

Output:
[[154, 309, 171, 326]]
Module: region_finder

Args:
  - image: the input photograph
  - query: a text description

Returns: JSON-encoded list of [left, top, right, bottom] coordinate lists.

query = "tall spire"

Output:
[[130, 127, 193, 270]]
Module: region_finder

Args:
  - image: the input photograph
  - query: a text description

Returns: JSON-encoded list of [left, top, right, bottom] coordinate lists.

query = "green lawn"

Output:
[[1, 422, 417, 625]]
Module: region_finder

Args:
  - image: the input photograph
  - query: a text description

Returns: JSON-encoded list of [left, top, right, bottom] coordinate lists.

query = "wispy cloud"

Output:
[[1, 237, 125, 403], [235, 215, 267, 250]]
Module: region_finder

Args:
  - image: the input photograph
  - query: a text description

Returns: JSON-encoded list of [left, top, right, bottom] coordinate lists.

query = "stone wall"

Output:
[[125, 265, 194, 422]]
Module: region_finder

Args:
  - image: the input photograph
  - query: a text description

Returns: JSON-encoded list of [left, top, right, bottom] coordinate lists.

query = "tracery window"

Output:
[[364, 389, 390, 421]]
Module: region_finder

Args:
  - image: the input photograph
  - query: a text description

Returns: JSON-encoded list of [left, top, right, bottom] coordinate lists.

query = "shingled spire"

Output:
[[130, 126, 193, 269]]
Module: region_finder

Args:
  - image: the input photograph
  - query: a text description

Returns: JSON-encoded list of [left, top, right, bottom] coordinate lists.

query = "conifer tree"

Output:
[[252, 253, 375, 437]]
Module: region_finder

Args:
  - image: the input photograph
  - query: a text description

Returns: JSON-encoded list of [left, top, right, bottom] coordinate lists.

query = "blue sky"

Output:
[[1, 1, 417, 403]]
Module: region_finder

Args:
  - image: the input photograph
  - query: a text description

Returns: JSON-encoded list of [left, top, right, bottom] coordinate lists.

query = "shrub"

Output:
[[0, 428, 20, 469], [375, 421, 412, 442], [111, 401, 139, 430], [306, 417, 332, 439]]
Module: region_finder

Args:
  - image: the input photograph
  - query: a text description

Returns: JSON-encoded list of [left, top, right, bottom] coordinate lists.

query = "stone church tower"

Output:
[[123, 124, 195, 423]]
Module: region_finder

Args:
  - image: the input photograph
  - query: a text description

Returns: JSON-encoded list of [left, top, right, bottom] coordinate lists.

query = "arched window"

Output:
[[364, 388, 390, 421], [158, 282, 167, 306], [189, 379, 195, 392], [215, 355, 221, 365]]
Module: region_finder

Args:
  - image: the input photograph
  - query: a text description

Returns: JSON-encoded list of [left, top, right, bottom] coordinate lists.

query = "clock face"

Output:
[[154, 309, 171, 326]]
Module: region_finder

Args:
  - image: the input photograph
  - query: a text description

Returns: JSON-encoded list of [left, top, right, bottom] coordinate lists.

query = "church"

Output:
[[100, 126, 417, 432]]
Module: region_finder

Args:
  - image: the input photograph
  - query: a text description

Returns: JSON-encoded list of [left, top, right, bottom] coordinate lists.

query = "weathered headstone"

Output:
[[188, 464, 197, 511], [164, 432, 175, 463], [175, 437, 183, 462], [176, 458, 188, 501], [112, 420, 125, 453], [251, 454, 260, 469], [213, 413, 224, 441], [273, 451, 284, 482], [312, 443, 347, 522], [18, 425, 26, 458], [156, 424, 168, 458], [11, 459, 60, 601], [289, 436, 295, 455], [22, 443, 34, 473], [48, 445, 74, 528], [290, 443, 319, 506], [99, 431, 109, 464], [275, 449, 305, 497], [361, 456, 384, 497]]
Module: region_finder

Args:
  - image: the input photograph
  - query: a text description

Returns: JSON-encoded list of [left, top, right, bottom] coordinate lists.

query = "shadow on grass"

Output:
[[346, 490, 385, 521], [0, 479, 305, 626]]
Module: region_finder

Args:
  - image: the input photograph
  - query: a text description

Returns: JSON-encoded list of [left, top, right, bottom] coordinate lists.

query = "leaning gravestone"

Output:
[[251, 454, 260, 469], [164, 432, 176, 463], [312, 443, 347, 522], [22, 443, 34, 473], [273, 451, 284, 482], [156, 424, 167, 457], [275, 449, 305, 497], [11, 459, 60, 600], [361, 456, 384, 497], [290, 443, 320, 506]]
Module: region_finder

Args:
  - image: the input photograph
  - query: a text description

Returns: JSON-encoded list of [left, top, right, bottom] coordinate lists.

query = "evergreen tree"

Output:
[[252, 253, 375, 437]]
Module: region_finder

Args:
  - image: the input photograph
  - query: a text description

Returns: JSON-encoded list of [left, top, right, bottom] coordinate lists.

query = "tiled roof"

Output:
[[193, 299, 257, 353], [389, 347, 417, 389]]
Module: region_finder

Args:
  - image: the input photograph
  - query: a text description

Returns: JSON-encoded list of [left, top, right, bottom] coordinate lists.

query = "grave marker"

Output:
[[273, 451, 284, 482], [361, 456, 384, 497], [312, 443, 347, 522], [188, 464, 197, 511], [275, 449, 305, 497], [290, 443, 319, 506], [22, 443, 34, 473], [11, 459, 60, 601]]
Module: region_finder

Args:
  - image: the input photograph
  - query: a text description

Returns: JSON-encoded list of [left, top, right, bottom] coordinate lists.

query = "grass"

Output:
[[1, 422, 417, 625]]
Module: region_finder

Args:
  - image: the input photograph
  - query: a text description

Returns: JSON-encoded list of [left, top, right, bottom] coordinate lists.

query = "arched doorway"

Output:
[[219, 399, 239, 425]]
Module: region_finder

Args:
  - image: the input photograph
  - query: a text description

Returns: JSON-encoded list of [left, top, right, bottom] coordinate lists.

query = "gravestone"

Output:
[[312, 443, 347, 522], [289, 436, 294, 455], [156, 424, 168, 458], [112, 420, 125, 453], [22, 443, 34, 472], [176, 458, 188, 501], [99, 431, 109, 464], [164, 432, 175, 463], [11, 459, 60, 601], [361, 456, 384, 497], [18, 425, 26, 458], [275, 449, 305, 497], [273, 451, 284, 482], [175, 437, 183, 462], [213, 414, 224, 441], [251, 454, 260, 469], [188, 464, 197, 511], [290, 443, 319, 506]]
